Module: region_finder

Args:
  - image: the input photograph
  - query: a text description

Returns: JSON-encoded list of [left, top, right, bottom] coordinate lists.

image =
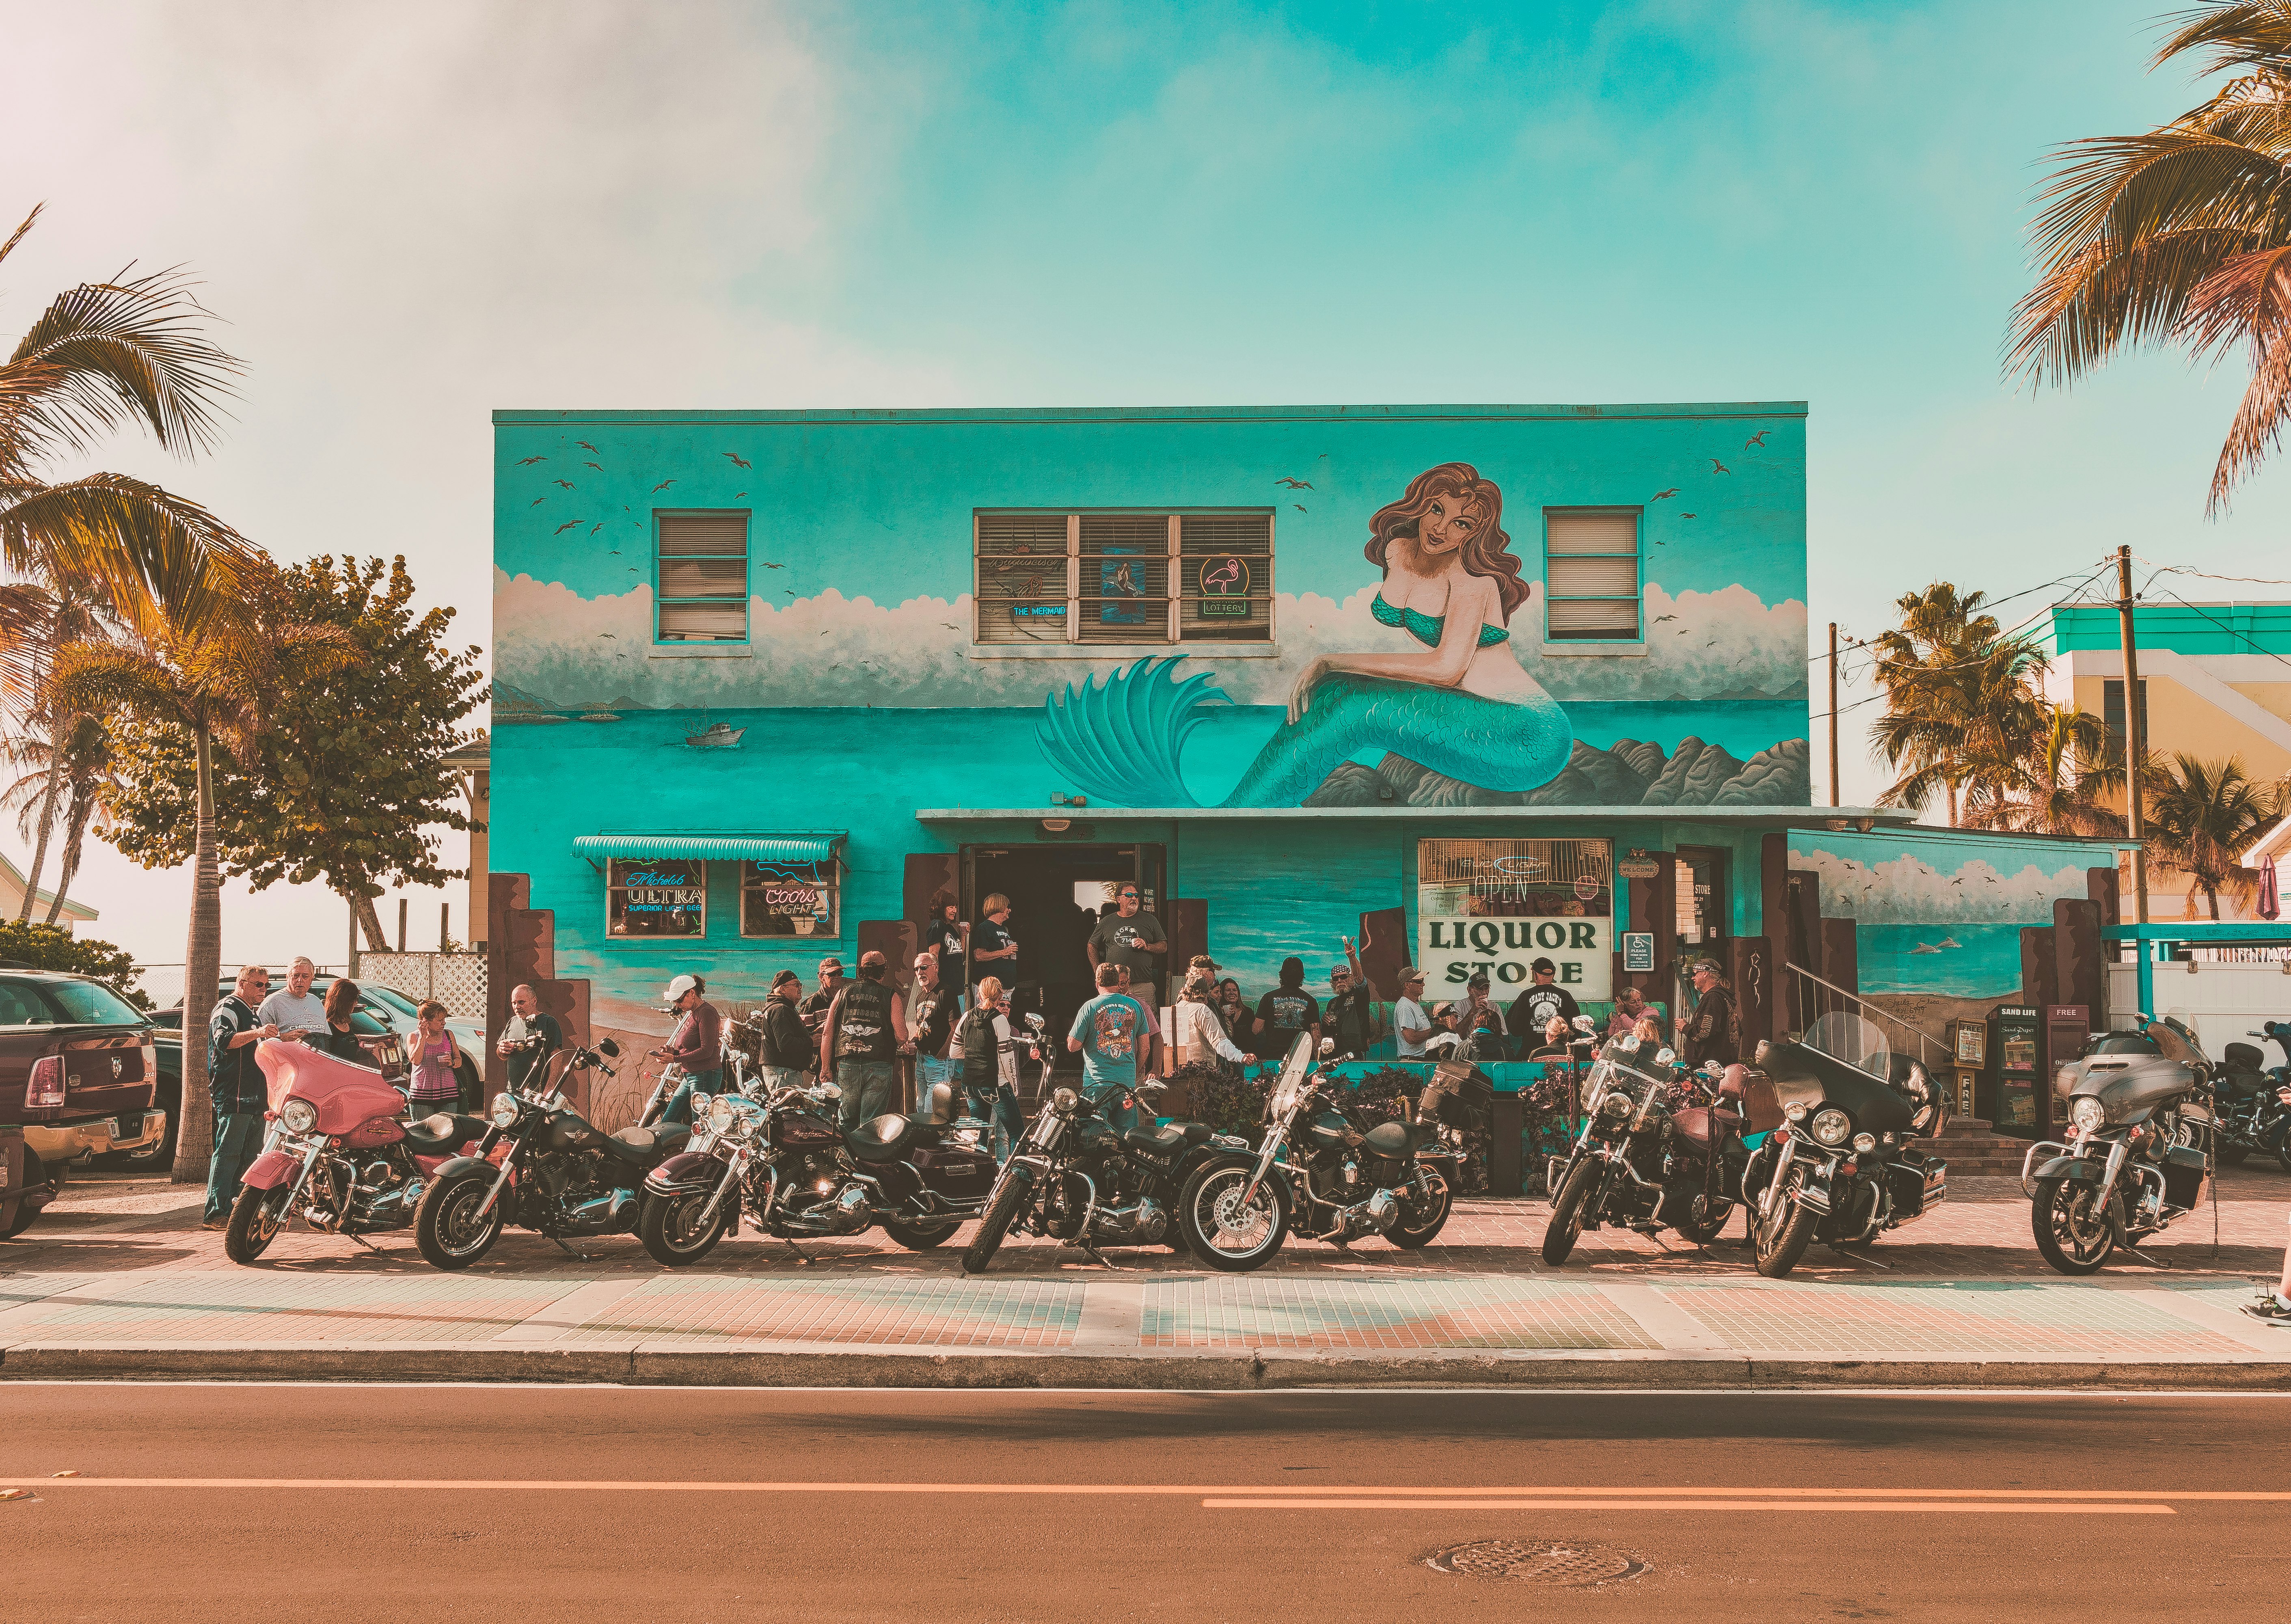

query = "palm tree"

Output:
[[55, 591, 356, 1181], [1961, 702, 2131, 836], [2145, 752, 2285, 917], [7, 577, 110, 920], [1870, 583, 2049, 826], [1, 706, 121, 924], [2009, 6, 2291, 512]]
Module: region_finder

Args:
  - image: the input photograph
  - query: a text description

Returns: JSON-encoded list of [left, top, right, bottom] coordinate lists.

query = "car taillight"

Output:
[[26, 1056, 66, 1108], [142, 1040, 157, 1080]]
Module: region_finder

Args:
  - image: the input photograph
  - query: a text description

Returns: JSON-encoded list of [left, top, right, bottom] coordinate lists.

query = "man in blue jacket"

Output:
[[205, 964, 280, 1228]]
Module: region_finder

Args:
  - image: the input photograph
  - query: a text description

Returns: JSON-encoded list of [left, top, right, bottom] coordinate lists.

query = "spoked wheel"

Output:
[[1179, 1164, 1287, 1273], [1541, 1158, 1600, 1266], [1752, 1166, 1819, 1279], [961, 1166, 1033, 1275], [415, 1173, 505, 1270], [1386, 1169, 1453, 1249], [881, 1215, 961, 1251], [223, 1183, 293, 1264], [2030, 1176, 2116, 1275], [639, 1188, 731, 1266]]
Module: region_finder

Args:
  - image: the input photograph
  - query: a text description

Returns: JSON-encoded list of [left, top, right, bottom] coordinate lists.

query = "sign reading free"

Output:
[[1419, 914, 1612, 999]]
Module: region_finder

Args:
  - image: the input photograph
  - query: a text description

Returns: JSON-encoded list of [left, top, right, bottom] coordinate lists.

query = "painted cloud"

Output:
[[494, 570, 1808, 711], [1789, 843, 2098, 925]]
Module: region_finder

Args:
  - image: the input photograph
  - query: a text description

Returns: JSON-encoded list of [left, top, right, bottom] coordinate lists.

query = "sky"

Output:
[[4, 0, 2288, 970]]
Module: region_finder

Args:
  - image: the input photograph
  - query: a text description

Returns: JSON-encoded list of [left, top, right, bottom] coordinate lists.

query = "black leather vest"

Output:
[[835, 979, 896, 1060]]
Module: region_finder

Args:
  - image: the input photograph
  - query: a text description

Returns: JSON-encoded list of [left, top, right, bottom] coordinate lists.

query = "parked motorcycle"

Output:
[[224, 1040, 489, 1264], [2024, 1016, 2215, 1275], [638, 1074, 999, 1265], [411, 1037, 687, 1268], [1170, 1034, 1459, 1272], [1738, 1037, 1948, 1279], [2211, 1036, 2283, 1168], [1540, 1019, 1751, 1265]]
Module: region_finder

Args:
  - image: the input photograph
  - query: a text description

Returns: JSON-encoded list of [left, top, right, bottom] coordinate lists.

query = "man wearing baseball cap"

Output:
[[651, 973, 722, 1126], [1507, 957, 1581, 1059], [1393, 967, 1432, 1058], [1681, 957, 1737, 1069], [822, 949, 911, 1132]]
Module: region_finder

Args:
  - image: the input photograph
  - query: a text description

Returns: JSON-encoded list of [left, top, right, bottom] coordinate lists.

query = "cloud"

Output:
[[1790, 843, 2095, 925], [497, 570, 1807, 710]]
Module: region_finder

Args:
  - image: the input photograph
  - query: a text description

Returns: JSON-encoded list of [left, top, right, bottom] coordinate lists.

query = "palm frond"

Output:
[[0, 472, 256, 627], [2153, 4, 2291, 77], [0, 203, 37, 272]]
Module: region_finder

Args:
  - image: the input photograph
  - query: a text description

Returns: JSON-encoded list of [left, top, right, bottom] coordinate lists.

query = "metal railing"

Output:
[[1775, 960, 1943, 1076]]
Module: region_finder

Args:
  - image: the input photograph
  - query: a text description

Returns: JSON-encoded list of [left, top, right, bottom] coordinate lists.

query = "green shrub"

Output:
[[0, 922, 152, 1010]]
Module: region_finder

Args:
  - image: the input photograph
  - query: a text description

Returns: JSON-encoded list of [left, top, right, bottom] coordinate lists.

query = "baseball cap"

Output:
[[818, 956, 845, 973], [770, 970, 799, 989], [1397, 965, 1426, 985], [1691, 957, 1723, 976], [1531, 956, 1556, 974], [858, 949, 887, 969], [663, 974, 700, 1001], [1466, 970, 1490, 988]]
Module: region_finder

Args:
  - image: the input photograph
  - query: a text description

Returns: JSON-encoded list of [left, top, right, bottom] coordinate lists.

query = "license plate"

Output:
[[116, 1114, 144, 1140]]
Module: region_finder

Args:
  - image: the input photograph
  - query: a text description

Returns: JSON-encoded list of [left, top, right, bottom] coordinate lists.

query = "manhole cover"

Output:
[[1425, 1540, 1647, 1585]]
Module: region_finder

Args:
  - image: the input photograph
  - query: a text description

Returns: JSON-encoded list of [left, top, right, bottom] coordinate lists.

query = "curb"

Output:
[[7, 1344, 2291, 1390]]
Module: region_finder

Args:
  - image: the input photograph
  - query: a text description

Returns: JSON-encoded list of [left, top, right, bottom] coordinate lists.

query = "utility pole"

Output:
[[2116, 545, 2149, 924], [1827, 621, 1841, 808]]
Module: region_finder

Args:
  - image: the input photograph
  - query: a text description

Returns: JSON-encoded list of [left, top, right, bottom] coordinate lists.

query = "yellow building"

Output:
[[0, 851, 99, 933], [2046, 602, 2291, 919]]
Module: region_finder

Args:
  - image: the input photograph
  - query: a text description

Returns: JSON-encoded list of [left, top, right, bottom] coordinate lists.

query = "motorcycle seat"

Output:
[[403, 1113, 484, 1152], [1672, 1106, 1738, 1146], [605, 1124, 691, 1162], [1122, 1122, 1209, 1156], [847, 1114, 936, 1164]]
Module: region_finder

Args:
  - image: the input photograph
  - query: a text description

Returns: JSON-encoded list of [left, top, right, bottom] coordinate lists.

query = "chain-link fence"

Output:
[[355, 952, 488, 1018]]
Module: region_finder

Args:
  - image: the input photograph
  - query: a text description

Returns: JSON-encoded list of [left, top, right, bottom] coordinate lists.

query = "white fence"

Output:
[[2106, 957, 2291, 1065], [356, 952, 488, 1019]]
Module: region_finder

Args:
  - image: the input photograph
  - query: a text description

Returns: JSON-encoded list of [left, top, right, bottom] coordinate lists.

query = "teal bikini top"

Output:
[[1372, 592, 1509, 648]]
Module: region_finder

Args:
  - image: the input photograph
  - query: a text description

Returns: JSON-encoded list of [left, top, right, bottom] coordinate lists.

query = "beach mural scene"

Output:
[[1788, 831, 2121, 997]]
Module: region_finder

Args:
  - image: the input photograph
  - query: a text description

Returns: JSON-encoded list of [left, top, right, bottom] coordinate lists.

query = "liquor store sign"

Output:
[[1418, 914, 1612, 999]]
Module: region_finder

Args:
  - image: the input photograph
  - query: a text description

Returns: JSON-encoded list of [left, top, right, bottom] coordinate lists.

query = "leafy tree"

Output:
[[104, 555, 484, 950], [2010, 6, 2291, 511], [1961, 703, 2131, 838], [0, 920, 149, 1009], [1869, 584, 2048, 827]]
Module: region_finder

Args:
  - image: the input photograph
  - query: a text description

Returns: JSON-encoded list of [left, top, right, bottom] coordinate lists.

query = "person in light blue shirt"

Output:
[[1067, 962, 1144, 1133]]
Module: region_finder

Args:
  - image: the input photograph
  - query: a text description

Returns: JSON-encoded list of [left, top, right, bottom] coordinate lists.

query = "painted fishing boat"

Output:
[[686, 721, 746, 748]]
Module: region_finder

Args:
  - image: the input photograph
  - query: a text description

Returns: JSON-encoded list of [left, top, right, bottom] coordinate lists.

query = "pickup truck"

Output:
[[0, 970, 163, 1239]]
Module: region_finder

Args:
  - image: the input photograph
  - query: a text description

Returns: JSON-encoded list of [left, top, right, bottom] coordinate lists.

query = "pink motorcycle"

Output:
[[223, 1039, 486, 1264]]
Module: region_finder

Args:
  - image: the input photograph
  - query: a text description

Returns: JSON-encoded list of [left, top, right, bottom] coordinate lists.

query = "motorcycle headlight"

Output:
[[707, 1094, 738, 1133], [1052, 1087, 1077, 1115], [1809, 1107, 1852, 1147], [1600, 1091, 1632, 1119], [1784, 1101, 1809, 1123], [279, 1097, 318, 1135], [489, 1091, 520, 1129], [2071, 1096, 2107, 1135], [1851, 1132, 1876, 1154]]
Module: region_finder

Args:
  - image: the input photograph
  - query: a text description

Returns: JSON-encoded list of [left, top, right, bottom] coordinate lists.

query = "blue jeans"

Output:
[[1084, 1081, 1137, 1136], [837, 1059, 897, 1132], [205, 1112, 266, 1222], [916, 1054, 957, 1119], [965, 1082, 1026, 1162], [660, 1067, 723, 1126]]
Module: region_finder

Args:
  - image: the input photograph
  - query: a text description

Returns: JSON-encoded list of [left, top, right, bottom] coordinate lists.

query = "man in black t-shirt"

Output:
[[1086, 883, 1167, 1009], [1253, 956, 1321, 1060], [972, 894, 1019, 987], [923, 901, 967, 999], [1507, 957, 1581, 1058]]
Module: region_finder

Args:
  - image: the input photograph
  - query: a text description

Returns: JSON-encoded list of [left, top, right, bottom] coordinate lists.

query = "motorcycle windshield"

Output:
[[1267, 1033, 1315, 1122], [1759, 1038, 1916, 1134]]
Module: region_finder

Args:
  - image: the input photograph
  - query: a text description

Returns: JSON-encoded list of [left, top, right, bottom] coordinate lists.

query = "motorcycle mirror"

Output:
[[1317, 1037, 1336, 1058], [598, 1038, 621, 1058], [1571, 1014, 1598, 1033]]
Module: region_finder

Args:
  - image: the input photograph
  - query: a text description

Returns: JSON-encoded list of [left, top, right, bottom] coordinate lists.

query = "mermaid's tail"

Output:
[[1218, 671, 1573, 808], [1036, 658, 1573, 810], [1035, 657, 1230, 808]]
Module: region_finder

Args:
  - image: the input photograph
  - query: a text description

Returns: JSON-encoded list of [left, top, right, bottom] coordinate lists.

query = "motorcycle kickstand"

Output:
[[779, 1234, 816, 1266], [548, 1235, 595, 1262], [1062, 1237, 1124, 1270], [1826, 1244, 1894, 1270]]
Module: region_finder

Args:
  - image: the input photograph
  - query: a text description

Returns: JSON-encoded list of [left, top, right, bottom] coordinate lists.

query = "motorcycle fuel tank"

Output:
[[773, 1108, 842, 1149]]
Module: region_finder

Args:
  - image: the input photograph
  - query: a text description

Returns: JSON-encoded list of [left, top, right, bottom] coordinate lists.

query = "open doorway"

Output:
[[964, 842, 1164, 1075]]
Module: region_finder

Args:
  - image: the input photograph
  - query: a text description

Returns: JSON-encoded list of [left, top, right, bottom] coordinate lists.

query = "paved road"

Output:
[[5, 1385, 2286, 1621]]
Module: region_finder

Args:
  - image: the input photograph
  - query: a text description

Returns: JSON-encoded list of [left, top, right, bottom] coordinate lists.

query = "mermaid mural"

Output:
[[1037, 463, 1574, 808]]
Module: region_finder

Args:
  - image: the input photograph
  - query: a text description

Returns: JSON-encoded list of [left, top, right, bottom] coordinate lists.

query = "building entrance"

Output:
[[963, 842, 1166, 1073]]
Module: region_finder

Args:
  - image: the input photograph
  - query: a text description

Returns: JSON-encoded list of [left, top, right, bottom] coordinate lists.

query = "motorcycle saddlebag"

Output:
[[913, 1144, 996, 1203], [1419, 1061, 1493, 1129], [1884, 1148, 1946, 1222], [2161, 1145, 2207, 1210]]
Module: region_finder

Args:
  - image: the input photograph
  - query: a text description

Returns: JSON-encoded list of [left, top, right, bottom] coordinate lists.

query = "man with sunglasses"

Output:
[[1086, 882, 1166, 1012], [205, 963, 281, 1229]]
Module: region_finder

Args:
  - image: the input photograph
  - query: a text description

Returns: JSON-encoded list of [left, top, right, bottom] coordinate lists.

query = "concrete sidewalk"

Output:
[[6, 1165, 2289, 1389]]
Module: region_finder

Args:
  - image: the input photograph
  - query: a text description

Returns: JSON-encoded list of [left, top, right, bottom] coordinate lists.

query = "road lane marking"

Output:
[[1201, 1499, 2175, 1514], [3, 1479, 2273, 1503]]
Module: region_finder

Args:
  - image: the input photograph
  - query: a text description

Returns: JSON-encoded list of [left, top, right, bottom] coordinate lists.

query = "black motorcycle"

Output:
[[412, 1039, 694, 1268], [1540, 1023, 1750, 1265], [1739, 1037, 1948, 1278], [1172, 1034, 1459, 1272], [639, 1076, 999, 1264], [2216, 1025, 2291, 1174]]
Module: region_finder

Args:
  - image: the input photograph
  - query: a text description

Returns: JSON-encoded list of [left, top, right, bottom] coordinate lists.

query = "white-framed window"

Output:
[[607, 858, 707, 938], [656, 511, 750, 644], [973, 510, 1273, 646], [1544, 508, 1641, 642], [741, 861, 839, 939]]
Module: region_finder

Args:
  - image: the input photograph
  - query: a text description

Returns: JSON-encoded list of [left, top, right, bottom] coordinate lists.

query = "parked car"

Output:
[[0, 970, 163, 1236], [146, 985, 413, 1172]]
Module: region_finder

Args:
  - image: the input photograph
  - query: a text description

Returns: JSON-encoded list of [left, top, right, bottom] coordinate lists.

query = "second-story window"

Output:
[[656, 511, 749, 643], [974, 510, 1273, 646], [1544, 508, 1642, 642]]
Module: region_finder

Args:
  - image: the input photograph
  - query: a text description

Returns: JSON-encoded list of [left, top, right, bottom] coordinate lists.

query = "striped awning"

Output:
[[573, 833, 844, 864]]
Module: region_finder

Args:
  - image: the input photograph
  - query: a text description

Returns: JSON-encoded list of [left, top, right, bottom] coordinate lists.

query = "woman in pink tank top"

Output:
[[408, 1000, 467, 1111]]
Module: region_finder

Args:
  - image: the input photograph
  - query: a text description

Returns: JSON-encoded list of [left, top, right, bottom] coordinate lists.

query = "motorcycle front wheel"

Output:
[[415, 1173, 505, 1270], [1541, 1158, 1600, 1265], [2030, 1175, 2115, 1274], [961, 1166, 1034, 1275], [1752, 1167, 1818, 1278], [881, 1215, 961, 1250], [639, 1188, 730, 1266], [223, 1183, 293, 1264], [1178, 1164, 1287, 1272]]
